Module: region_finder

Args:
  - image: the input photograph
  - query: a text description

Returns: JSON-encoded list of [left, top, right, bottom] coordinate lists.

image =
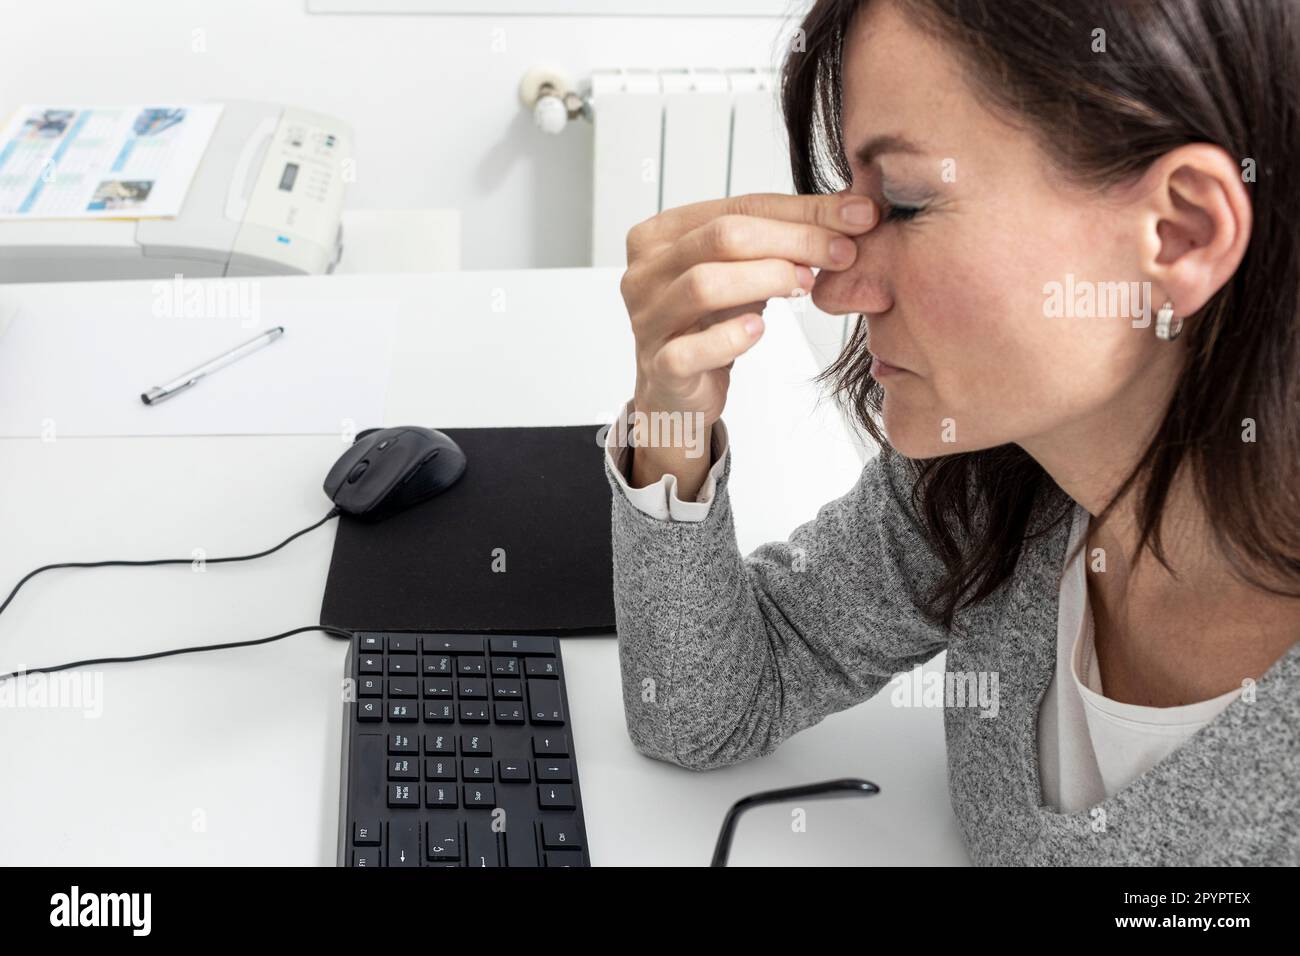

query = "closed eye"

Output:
[[884, 202, 924, 223]]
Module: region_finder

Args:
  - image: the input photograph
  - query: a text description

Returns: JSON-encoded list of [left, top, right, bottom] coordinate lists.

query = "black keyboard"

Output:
[[337, 632, 591, 867]]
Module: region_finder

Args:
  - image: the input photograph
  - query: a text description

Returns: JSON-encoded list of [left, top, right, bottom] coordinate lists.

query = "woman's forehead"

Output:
[[840, 1, 1039, 183], [841, 3, 968, 148]]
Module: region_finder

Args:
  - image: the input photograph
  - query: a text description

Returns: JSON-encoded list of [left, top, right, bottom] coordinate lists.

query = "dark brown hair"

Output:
[[781, 0, 1300, 630]]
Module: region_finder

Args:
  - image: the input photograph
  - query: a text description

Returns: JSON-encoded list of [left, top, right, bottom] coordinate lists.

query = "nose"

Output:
[[810, 233, 893, 318]]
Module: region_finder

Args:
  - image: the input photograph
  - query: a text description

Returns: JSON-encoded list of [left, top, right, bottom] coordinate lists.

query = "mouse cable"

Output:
[[1, 624, 355, 682], [0, 507, 341, 620], [0, 508, 349, 681]]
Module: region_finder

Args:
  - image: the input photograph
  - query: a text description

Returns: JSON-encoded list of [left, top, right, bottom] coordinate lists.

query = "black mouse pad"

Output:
[[320, 423, 615, 635]]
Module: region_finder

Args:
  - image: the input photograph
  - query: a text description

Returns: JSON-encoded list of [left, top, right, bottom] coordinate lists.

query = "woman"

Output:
[[605, 0, 1299, 864]]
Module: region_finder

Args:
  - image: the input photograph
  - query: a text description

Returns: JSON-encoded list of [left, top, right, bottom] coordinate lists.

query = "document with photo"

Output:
[[0, 103, 223, 220]]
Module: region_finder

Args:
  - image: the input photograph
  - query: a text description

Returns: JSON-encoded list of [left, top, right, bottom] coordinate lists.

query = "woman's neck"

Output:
[[1025, 424, 1300, 705], [1083, 492, 1300, 704]]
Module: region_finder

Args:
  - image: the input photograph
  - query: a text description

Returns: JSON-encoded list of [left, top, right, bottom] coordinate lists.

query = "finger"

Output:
[[640, 259, 812, 341], [697, 300, 768, 333], [628, 191, 877, 255], [663, 213, 862, 275], [654, 313, 765, 382]]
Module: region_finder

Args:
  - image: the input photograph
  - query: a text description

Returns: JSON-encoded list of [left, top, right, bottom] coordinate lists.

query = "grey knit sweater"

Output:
[[605, 444, 1300, 865]]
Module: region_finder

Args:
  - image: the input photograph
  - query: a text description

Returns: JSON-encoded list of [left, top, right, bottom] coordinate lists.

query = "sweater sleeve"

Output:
[[606, 440, 955, 770]]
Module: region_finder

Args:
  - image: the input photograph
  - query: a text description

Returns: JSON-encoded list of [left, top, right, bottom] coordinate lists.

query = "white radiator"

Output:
[[590, 67, 794, 268]]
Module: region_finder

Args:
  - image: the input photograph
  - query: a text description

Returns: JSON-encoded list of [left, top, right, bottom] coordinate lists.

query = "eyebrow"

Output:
[[850, 133, 926, 168]]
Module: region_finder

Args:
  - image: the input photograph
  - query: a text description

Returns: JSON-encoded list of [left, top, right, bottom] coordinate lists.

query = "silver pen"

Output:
[[141, 326, 286, 405]]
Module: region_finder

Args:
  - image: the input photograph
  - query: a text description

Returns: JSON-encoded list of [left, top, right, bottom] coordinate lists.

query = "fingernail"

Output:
[[744, 316, 764, 336], [841, 201, 876, 226], [830, 237, 857, 265], [795, 264, 815, 287]]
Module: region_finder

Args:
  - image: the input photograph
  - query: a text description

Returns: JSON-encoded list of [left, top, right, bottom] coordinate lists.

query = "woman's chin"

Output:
[[884, 413, 1007, 459], [880, 408, 934, 458], [882, 408, 975, 459], [884, 431, 938, 459]]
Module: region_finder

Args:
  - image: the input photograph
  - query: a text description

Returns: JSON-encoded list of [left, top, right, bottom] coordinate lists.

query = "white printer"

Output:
[[0, 101, 352, 283]]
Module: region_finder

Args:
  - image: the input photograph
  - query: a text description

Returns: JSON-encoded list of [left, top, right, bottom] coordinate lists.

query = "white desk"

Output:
[[0, 269, 967, 866]]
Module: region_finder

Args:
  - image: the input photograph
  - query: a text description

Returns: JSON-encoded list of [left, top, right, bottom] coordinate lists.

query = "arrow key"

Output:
[[388, 820, 419, 867]]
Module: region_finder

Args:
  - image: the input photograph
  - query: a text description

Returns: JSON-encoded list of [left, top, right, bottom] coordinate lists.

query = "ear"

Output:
[[1135, 144, 1252, 317]]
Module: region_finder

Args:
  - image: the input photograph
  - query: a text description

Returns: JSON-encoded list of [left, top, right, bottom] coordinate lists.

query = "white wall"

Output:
[[0, 0, 806, 269]]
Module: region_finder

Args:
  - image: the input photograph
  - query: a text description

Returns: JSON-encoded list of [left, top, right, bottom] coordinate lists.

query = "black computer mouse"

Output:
[[323, 426, 467, 521]]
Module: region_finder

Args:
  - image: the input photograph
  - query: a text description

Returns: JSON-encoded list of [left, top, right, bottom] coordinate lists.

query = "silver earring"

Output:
[[1155, 300, 1183, 341]]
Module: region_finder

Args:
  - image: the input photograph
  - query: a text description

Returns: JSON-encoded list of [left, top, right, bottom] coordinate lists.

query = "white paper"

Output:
[[0, 296, 395, 437], [0, 104, 222, 220]]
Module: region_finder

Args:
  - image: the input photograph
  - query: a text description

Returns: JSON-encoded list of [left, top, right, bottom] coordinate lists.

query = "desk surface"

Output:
[[0, 269, 967, 865]]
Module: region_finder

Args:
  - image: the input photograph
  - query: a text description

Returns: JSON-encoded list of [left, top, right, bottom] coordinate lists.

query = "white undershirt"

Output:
[[603, 407, 1242, 812]]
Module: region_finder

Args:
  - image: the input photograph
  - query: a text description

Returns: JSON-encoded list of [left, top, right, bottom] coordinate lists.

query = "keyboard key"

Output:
[[351, 735, 385, 829], [465, 816, 500, 867], [357, 700, 382, 722], [491, 657, 519, 676], [352, 848, 381, 867], [423, 733, 455, 755], [388, 701, 417, 722], [533, 732, 569, 756], [464, 784, 496, 808], [538, 784, 575, 810], [426, 818, 461, 862], [353, 820, 381, 846], [457, 657, 486, 676], [358, 635, 382, 653], [493, 679, 523, 699], [509, 833, 540, 867], [356, 676, 382, 697], [388, 783, 418, 807], [357, 654, 382, 675], [422, 654, 452, 675], [422, 635, 484, 655], [541, 819, 582, 849], [495, 703, 524, 724], [458, 678, 487, 699], [389, 733, 417, 755], [388, 757, 418, 780], [387, 678, 417, 698], [387, 657, 415, 675], [460, 703, 489, 723], [425, 758, 456, 781], [424, 702, 454, 723], [461, 734, 491, 755], [387, 635, 417, 654], [499, 760, 530, 782], [545, 850, 584, 867], [526, 658, 560, 678], [388, 820, 419, 866], [527, 680, 565, 724], [423, 677, 453, 699], [462, 758, 493, 780], [490, 636, 555, 657], [535, 759, 572, 782], [425, 784, 457, 808]]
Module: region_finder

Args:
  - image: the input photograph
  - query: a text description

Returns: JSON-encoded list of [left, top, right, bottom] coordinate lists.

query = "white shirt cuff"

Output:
[[604, 398, 729, 523]]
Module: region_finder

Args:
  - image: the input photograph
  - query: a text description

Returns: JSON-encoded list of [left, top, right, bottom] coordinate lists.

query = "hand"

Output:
[[617, 191, 878, 495]]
